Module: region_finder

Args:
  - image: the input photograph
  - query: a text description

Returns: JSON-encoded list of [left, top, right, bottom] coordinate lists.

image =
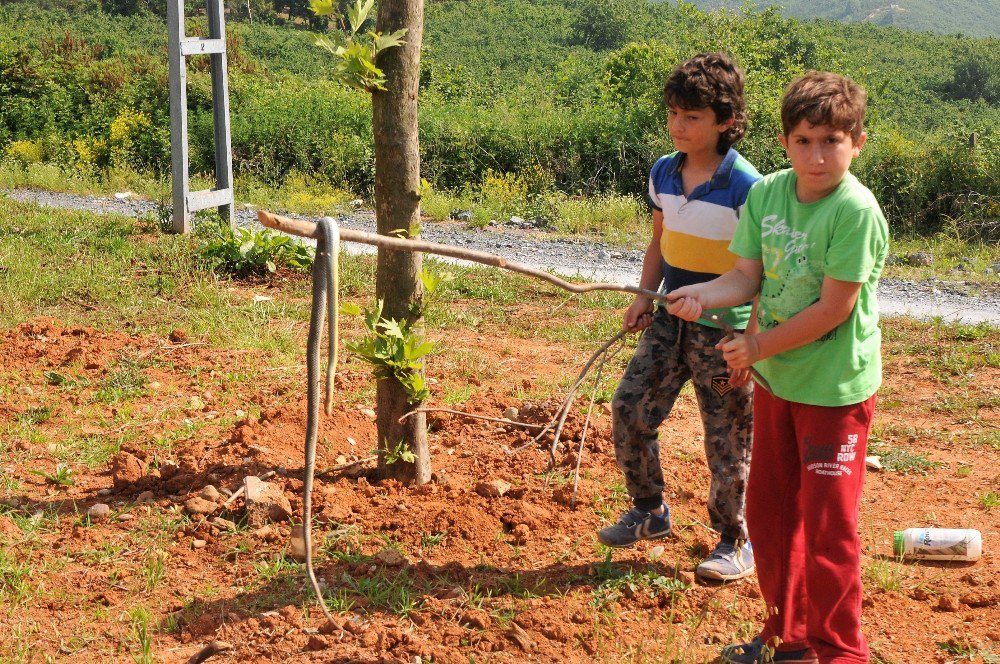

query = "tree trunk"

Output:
[[371, 0, 429, 484]]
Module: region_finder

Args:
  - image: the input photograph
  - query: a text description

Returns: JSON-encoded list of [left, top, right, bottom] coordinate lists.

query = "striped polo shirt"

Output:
[[647, 148, 761, 329]]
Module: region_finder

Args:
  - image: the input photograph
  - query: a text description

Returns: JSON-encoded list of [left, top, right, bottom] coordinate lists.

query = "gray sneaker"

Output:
[[596, 505, 672, 548], [696, 539, 755, 581], [721, 636, 818, 663]]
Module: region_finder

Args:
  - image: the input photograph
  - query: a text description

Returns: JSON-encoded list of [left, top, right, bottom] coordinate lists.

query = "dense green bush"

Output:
[[0, 0, 998, 238]]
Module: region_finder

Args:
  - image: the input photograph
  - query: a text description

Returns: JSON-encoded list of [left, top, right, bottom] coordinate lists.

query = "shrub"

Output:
[[4, 140, 45, 167], [196, 224, 315, 277]]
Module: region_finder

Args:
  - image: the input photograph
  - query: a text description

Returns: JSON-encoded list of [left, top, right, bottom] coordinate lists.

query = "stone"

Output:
[[188, 396, 205, 412], [865, 456, 882, 470], [183, 496, 218, 516], [936, 595, 960, 612], [907, 251, 934, 267], [374, 547, 409, 567], [210, 516, 237, 530], [502, 407, 519, 421], [199, 485, 222, 502], [244, 475, 267, 502], [244, 481, 292, 526], [306, 634, 329, 651], [475, 479, 511, 498], [117, 513, 134, 522], [15, 385, 34, 396], [359, 407, 376, 420], [136, 491, 156, 504], [192, 539, 207, 549], [289, 524, 308, 562], [110, 453, 145, 489], [87, 503, 111, 522], [169, 329, 188, 343], [459, 608, 491, 630]]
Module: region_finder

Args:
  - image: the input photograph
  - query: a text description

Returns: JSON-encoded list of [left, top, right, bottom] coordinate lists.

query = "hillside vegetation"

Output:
[[0, 0, 998, 240], [684, 0, 1000, 38]]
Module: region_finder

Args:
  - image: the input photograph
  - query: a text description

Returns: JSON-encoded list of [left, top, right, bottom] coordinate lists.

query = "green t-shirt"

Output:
[[730, 169, 889, 406]]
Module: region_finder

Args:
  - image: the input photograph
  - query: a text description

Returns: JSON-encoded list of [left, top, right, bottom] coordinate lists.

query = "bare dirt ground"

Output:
[[1, 305, 998, 663]]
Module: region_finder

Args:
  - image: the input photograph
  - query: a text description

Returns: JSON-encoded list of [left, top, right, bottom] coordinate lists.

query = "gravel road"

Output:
[[6, 188, 999, 326]]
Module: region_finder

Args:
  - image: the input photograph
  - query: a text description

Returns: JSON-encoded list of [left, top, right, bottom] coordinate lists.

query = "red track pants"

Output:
[[747, 388, 877, 664]]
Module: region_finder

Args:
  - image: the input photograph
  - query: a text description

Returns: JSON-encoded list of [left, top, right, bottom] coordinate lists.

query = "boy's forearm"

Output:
[[636, 239, 663, 296], [698, 264, 760, 310]]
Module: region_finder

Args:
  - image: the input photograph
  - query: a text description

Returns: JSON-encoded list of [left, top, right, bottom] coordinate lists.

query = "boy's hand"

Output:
[[623, 297, 654, 333], [728, 367, 752, 388], [665, 286, 705, 322], [717, 333, 761, 370]]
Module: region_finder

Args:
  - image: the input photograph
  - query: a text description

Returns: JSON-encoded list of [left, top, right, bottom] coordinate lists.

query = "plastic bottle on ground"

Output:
[[893, 528, 982, 561]]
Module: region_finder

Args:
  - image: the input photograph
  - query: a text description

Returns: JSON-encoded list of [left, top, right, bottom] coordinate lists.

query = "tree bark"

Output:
[[371, 0, 429, 484]]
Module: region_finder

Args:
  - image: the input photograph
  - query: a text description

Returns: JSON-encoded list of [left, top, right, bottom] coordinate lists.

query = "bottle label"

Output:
[[913, 532, 969, 556]]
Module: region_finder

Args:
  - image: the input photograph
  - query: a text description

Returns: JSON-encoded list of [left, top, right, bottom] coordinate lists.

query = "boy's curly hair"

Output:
[[663, 52, 747, 155], [781, 72, 867, 140]]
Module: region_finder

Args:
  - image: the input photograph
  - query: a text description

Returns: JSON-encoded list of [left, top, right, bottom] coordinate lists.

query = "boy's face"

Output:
[[667, 105, 731, 158], [780, 120, 867, 203]]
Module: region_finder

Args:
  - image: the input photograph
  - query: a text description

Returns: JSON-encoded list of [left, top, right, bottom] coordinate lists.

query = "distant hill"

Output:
[[681, 0, 1000, 37]]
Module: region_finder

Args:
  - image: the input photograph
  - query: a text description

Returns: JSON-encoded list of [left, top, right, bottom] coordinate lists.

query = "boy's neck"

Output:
[[681, 147, 726, 173]]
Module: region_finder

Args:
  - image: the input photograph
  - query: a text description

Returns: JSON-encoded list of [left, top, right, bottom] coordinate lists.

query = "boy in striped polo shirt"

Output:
[[597, 52, 761, 583]]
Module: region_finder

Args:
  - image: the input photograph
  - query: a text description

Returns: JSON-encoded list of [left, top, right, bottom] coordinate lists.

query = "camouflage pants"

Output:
[[611, 310, 753, 540]]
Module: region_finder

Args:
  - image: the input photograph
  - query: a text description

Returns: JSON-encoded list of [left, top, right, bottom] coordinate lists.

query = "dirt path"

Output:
[[6, 188, 999, 326]]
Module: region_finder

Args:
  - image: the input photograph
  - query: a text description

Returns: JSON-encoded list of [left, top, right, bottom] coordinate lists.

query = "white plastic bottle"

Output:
[[893, 528, 982, 561]]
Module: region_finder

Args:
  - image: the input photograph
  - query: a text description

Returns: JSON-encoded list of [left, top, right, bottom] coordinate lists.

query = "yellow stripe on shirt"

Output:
[[660, 229, 738, 275]]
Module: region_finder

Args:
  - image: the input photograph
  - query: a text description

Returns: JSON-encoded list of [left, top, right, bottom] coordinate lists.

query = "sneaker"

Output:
[[596, 505, 671, 548], [720, 636, 818, 663], [696, 539, 755, 581]]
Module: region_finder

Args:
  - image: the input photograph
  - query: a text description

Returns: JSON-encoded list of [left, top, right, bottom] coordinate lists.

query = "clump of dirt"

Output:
[[0, 317, 997, 663]]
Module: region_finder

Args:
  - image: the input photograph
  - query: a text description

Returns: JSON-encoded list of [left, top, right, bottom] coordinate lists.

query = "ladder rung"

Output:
[[180, 38, 226, 56], [187, 187, 232, 212]]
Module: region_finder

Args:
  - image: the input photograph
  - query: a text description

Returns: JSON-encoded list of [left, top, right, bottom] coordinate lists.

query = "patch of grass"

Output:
[[440, 382, 474, 405], [16, 404, 55, 426], [979, 491, 999, 510], [936, 639, 1000, 663], [345, 568, 419, 617], [142, 549, 169, 591], [419, 531, 446, 554], [969, 429, 1000, 450], [30, 462, 75, 487], [864, 557, 905, 593], [56, 434, 120, 468], [593, 481, 629, 523], [127, 606, 155, 664], [868, 441, 940, 475], [254, 555, 302, 583], [0, 549, 32, 604], [551, 193, 646, 245], [94, 359, 149, 404]]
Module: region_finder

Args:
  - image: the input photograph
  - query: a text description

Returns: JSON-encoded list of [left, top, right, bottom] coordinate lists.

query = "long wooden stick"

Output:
[[258, 210, 668, 303], [257, 210, 772, 393]]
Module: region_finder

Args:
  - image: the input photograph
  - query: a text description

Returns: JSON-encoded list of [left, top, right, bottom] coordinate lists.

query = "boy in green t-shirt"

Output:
[[668, 72, 889, 663]]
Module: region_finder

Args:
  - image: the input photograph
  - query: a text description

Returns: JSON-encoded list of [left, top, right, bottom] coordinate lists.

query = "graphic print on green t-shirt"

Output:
[[730, 169, 889, 407]]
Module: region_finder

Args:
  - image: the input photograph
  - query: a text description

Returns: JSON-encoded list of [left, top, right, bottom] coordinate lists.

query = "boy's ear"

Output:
[[852, 131, 868, 156], [778, 133, 789, 150]]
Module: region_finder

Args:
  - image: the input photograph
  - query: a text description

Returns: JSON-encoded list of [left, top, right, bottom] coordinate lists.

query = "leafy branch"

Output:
[[310, 0, 408, 92], [342, 299, 434, 404]]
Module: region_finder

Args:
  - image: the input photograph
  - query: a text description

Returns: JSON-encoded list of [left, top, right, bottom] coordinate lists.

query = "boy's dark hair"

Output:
[[781, 71, 867, 141], [663, 52, 747, 155]]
